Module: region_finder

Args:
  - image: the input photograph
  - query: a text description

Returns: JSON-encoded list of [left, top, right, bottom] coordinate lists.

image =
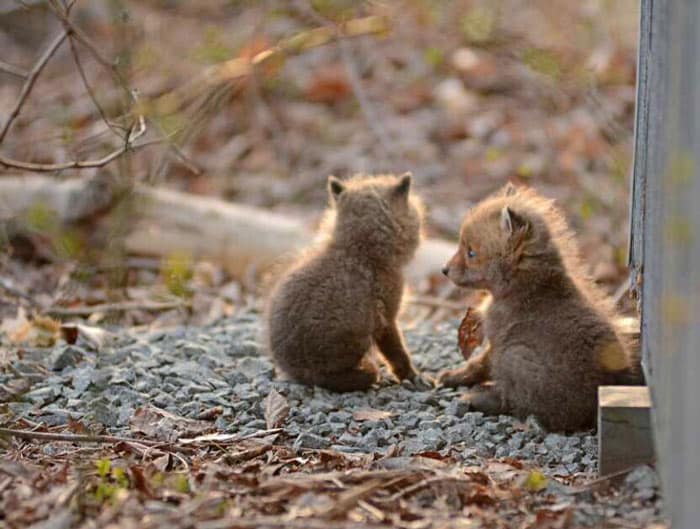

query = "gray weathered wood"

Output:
[[630, 0, 700, 526], [598, 386, 654, 476]]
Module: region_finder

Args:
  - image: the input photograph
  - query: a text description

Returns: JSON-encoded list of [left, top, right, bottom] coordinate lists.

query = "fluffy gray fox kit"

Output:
[[265, 173, 425, 392], [440, 184, 641, 432]]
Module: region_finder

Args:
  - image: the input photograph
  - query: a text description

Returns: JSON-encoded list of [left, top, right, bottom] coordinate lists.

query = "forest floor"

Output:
[[0, 1, 665, 527]]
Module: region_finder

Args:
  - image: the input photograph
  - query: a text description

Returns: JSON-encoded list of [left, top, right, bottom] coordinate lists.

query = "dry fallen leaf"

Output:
[[264, 389, 290, 429], [60, 323, 111, 351], [130, 406, 213, 442], [305, 65, 351, 104], [352, 409, 395, 422], [2, 308, 61, 348], [458, 307, 484, 360]]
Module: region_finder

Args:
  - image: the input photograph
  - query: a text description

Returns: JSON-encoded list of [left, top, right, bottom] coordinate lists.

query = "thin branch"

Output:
[[0, 426, 283, 449], [0, 135, 162, 173], [48, 1, 113, 72], [0, 427, 166, 446], [68, 36, 125, 137], [48, 0, 135, 107], [45, 299, 190, 316], [0, 60, 28, 80], [0, 30, 69, 146]]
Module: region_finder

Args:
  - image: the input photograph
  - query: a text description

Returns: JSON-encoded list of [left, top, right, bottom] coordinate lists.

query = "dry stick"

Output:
[[0, 427, 165, 446], [49, 1, 113, 72], [150, 81, 233, 182], [68, 36, 126, 137], [45, 299, 190, 316], [0, 30, 69, 145], [150, 15, 389, 180], [0, 135, 160, 172], [0, 59, 28, 80], [52, 0, 136, 106], [0, 427, 282, 448], [383, 474, 461, 503]]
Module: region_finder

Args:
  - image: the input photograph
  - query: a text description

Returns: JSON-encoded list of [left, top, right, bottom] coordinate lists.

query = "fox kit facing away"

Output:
[[266, 173, 425, 392], [440, 184, 641, 432]]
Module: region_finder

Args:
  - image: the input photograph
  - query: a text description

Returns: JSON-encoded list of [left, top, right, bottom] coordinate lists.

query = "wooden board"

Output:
[[598, 386, 654, 476]]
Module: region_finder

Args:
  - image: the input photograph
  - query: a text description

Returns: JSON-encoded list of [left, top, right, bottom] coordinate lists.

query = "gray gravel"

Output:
[[3, 310, 665, 527]]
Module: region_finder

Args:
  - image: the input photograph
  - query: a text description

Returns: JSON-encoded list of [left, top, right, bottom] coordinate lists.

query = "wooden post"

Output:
[[629, 1, 700, 526]]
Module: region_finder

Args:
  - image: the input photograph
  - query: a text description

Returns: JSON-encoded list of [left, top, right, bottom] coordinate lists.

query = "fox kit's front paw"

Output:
[[404, 371, 435, 390], [438, 367, 470, 387], [391, 362, 419, 382]]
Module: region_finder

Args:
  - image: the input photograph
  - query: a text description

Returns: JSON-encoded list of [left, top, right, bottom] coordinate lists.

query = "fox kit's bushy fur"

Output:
[[266, 173, 424, 392], [441, 184, 641, 431]]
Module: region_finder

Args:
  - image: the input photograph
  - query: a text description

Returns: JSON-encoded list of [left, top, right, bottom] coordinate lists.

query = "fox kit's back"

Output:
[[266, 173, 426, 392]]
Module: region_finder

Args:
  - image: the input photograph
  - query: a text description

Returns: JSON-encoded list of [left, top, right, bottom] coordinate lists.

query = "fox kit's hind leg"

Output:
[[465, 384, 506, 415], [315, 356, 380, 392], [374, 323, 418, 381], [439, 343, 492, 387]]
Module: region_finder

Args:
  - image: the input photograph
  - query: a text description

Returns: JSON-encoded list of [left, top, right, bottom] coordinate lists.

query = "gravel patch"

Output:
[[3, 310, 665, 527]]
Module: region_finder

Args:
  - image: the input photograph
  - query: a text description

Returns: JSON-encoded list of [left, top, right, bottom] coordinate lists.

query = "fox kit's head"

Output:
[[325, 172, 424, 264], [443, 184, 567, 291]]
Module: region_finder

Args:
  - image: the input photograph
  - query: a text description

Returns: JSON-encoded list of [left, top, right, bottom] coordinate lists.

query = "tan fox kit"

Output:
[[440, 184, 640, 431], [266, 173, 425, 392]]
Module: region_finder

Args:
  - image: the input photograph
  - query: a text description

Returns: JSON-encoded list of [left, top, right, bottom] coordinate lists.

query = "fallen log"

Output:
[[0, 175, 455, 284]]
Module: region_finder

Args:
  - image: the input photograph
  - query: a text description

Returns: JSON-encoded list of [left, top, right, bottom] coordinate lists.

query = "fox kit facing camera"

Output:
[[440, 184, 640, 432], [266, 173, 425, 392]]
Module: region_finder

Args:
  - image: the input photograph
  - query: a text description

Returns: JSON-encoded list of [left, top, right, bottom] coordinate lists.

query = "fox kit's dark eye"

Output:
[[467, 246, 477, 259]]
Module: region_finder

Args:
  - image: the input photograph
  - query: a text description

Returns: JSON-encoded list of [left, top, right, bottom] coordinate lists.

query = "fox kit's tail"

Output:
[[612, 316, 645, 385]]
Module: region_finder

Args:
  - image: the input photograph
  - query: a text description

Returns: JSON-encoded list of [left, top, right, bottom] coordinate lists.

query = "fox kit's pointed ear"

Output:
[[500, 206, 528, 236], [393, 172, 412, 199], [503, 182, 517, 196], [328, 176, 345, 200]]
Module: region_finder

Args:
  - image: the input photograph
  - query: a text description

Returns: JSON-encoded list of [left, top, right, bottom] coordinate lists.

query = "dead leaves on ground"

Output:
[[0, 430, 582, 529]]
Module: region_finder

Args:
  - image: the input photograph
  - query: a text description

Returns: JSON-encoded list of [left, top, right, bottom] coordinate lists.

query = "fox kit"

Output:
[[440, 184, 640, 431], [266, 173, 424, 392]]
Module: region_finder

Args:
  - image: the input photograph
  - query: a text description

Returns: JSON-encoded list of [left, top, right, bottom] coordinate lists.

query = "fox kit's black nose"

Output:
[[441, 266, 449, 276]]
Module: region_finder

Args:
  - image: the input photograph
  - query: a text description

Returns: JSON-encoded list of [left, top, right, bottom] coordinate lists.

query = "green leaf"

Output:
[[524, 470, 548, 492], [173, 474, 190, 493], [96, 458, 111, 478]]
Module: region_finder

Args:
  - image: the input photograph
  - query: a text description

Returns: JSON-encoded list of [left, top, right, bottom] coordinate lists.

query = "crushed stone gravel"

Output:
[[3, 310, 665, 527]]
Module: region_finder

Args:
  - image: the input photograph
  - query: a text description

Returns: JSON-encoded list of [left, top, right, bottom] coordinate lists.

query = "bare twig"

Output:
[[48, 1, 114, 72], [0, 30, 69, 146], [0, 427, 165, 446], [0, 426, 280, 451], [45, 299, 190, 317], [68, 37, 126, 137], [0, 60, 28, 80], [0, 134, 161, 173]]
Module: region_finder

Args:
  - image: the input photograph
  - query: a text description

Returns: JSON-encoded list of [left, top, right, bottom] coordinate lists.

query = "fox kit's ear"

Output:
[[328, 175, 345, 200], [503, 182, 517, 196], [393, 172, 412, 199], [500, 206, 528, 237]]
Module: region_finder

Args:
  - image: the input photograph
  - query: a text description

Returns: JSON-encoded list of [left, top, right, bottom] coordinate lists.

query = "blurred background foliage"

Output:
[[0, 0, 639, 327]]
